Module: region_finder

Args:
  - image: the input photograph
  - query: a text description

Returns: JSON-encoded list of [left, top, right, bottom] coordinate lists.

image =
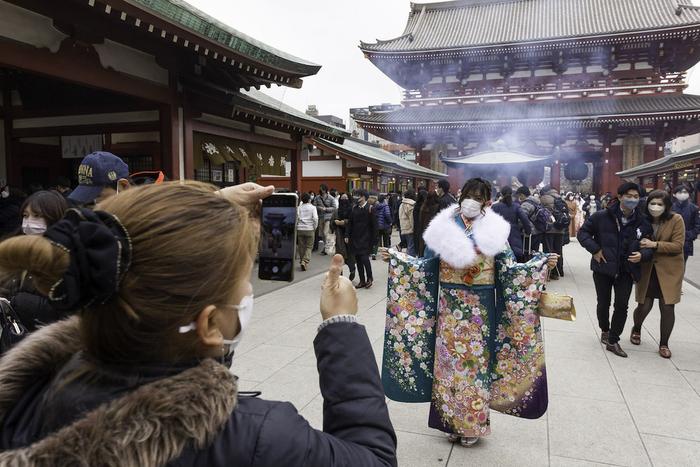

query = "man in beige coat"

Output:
[[631, 190, 686, 358]]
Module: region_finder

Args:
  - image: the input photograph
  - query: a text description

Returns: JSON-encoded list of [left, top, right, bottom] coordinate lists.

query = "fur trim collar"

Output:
[[0, 317, 238, 466], [423, 206, 510, 269]]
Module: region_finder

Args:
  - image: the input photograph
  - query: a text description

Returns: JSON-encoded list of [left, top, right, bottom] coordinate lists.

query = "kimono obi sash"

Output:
[[439, 254, 495, 286]]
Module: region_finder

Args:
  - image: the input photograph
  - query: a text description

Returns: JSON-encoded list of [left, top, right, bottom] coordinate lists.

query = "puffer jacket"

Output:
[[671, 199, 699, 257], [0, 317, 397, 466], [375, 201, 392, 231], [577, 202, 654, 281], [398, 198, 415, 235]]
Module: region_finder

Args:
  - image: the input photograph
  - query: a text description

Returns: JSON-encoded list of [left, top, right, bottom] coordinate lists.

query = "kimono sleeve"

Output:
[[381, 249, 439, 403]]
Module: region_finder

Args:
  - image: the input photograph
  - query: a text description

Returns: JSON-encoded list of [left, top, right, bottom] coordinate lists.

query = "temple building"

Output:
[[0, 0, 345, 191], [355, 0, 700, 194]]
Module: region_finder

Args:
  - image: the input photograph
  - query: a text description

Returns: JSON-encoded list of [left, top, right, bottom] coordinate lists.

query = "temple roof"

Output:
[[443, 149, 550, 165], [313, 137, 445, 178], [360, 0, 700, 54], [352, 94, 700, 129], [128, 0, 320, 76], [235, 90, 348, 141], [617, 143, 700, 177]]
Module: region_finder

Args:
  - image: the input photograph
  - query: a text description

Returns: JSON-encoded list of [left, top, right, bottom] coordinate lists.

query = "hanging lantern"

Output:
[[564, 161, 589, 181]]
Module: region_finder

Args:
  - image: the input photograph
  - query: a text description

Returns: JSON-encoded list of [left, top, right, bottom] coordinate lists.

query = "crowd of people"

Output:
[[0, 148, 698, 462]]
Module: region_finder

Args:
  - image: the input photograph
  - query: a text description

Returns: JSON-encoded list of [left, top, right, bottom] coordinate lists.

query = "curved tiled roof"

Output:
[[314, 137, 445, 178], [360, 0, 700, 53], [617, 143, 700, 177], [129, 0, 320, 75], [353, 94, 700, 127]]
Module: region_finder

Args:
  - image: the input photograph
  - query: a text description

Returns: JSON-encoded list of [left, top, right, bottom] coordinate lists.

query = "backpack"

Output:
[[524, 199, 553, 232], [552, 197, 571, 230]]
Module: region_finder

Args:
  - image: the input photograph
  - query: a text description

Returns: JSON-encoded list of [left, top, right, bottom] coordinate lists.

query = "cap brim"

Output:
[[68, 185, 104, 205]]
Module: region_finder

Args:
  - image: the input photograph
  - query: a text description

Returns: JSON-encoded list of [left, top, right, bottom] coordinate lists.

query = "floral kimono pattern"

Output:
[[382, 207, 549, 438], [381, 251, 439, 402]]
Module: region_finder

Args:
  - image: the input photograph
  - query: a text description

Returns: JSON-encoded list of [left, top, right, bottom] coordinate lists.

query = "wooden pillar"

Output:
[[551, 161, 561, 191], [289, 134, 303, 192], [183, 113, 194, 180], [2, 83, 12, 186]]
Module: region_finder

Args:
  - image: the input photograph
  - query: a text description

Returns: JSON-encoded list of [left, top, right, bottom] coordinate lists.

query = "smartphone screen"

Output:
[[258, 193, 298, 282]]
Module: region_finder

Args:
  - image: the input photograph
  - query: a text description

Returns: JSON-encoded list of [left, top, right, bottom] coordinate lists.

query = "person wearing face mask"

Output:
[[346, 189, 377, 289], [0, 191, 68, 340], [670, 185, 699, 263], [582, 194, 601, 220], [385, 178, 557, 447], [630, 190, 686, 358], [565, 192, 579, 237], [577, 183, 654, 358], [0, 182, 397, 466]]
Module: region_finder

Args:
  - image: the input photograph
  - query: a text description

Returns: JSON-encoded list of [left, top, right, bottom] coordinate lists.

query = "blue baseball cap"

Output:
[[69, 151, 129, 205]]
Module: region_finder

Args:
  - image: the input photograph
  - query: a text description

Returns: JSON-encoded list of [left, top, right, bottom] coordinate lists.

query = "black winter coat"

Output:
[[577, 203, 653, 281], [671, 200, 699, 257], [346, 203, 377, 255], [492, 201, 532, 260], [0, 318, 397, 466]]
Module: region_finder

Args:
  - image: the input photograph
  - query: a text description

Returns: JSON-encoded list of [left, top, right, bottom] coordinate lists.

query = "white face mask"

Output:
[[648, 205, 665, 218], [22, 216, 47, 235], [675, 192, 690, 202], [178, 294, 255, 367], [460, 198, 483, 219], [1, 189, 8, 199]]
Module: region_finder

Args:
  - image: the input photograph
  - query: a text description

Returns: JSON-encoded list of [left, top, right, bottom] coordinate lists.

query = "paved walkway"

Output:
[[235, 239, 700, 466]]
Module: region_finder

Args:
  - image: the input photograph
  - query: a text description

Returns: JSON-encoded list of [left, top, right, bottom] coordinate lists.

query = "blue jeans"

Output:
[[401, 234, 416, 256]]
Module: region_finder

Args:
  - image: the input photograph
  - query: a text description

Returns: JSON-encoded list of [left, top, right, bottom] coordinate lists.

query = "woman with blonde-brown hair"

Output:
[[0, 181, 396, 466], [630, 189, 686, 358]]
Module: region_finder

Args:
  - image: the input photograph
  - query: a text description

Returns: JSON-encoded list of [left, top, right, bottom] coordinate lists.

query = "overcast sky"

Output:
[[188, 0, 700, 125]]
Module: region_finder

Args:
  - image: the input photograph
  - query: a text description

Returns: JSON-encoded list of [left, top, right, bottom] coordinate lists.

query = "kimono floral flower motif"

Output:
[[384, 252, 437, 394]]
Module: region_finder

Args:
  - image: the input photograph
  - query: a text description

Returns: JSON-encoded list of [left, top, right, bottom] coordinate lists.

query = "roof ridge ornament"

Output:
[[676, 4, 700, 16]]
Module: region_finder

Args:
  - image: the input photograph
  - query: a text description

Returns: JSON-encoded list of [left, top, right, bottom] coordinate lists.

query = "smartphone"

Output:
[[258, 193, 298, 282]]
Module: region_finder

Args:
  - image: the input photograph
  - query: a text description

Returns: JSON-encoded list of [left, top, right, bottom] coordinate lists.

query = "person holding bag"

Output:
[[630, 190, 685, 358]]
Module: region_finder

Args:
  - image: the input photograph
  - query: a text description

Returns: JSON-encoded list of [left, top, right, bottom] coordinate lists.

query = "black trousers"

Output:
[[373, 229, 391, 255], [592, 271, 634, 344], [544, 232, 564, 277], [355, 254, 373, 283]]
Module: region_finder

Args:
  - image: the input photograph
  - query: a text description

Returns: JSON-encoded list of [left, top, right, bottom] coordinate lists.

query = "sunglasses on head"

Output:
[[130, 171, 166, 186]]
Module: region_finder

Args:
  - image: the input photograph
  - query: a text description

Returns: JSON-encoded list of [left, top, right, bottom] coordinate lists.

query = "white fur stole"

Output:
[[422, 206, 510, 269]]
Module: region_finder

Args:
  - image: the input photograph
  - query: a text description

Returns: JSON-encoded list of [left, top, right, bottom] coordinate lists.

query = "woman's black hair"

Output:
[[19, 190, 69, 227], [404, 189, 416, 201], [301, 192, 311, 203], [458, 178, 492, 205], [645, 189, 673, 222], [500, 186, 513, 207]]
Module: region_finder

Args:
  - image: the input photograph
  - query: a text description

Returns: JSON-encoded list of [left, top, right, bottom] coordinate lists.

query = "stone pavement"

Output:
[[234, 239, 700, 467]]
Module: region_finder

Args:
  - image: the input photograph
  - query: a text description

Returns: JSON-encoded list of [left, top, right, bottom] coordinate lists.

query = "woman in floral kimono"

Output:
[[382, 178, 558, 447]]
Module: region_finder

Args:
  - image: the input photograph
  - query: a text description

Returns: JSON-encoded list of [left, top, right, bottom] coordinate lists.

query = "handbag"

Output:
[[538, 292, 576, 321], [0, 297, 27, 355]]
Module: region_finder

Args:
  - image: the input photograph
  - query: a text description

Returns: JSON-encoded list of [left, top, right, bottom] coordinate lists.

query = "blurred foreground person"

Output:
[[0, 181, 396, 466], [631, 190, 685, 358]]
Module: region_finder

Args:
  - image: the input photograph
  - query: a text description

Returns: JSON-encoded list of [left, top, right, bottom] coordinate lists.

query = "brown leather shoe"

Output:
[[630, 331, 641, 345], [606, 342, 628, 358], [659, 346, 672, 359], [601, 331, 610, 345]]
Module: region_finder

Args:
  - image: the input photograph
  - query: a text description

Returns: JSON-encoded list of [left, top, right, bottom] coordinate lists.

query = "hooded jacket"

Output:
[[0, 317, 397, 466], [398, 198, 416, 235]]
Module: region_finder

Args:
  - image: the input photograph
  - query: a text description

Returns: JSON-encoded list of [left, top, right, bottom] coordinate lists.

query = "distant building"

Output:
[[357, 0, 700, 195], [305, 106, 346, 129]]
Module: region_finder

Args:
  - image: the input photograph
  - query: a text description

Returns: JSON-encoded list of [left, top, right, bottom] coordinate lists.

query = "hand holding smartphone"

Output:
[[258, 193, 298, 282]]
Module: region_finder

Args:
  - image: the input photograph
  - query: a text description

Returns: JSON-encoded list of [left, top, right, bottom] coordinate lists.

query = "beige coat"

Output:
[[636, 213, 685, 305], [399, 198, 415, 235]]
